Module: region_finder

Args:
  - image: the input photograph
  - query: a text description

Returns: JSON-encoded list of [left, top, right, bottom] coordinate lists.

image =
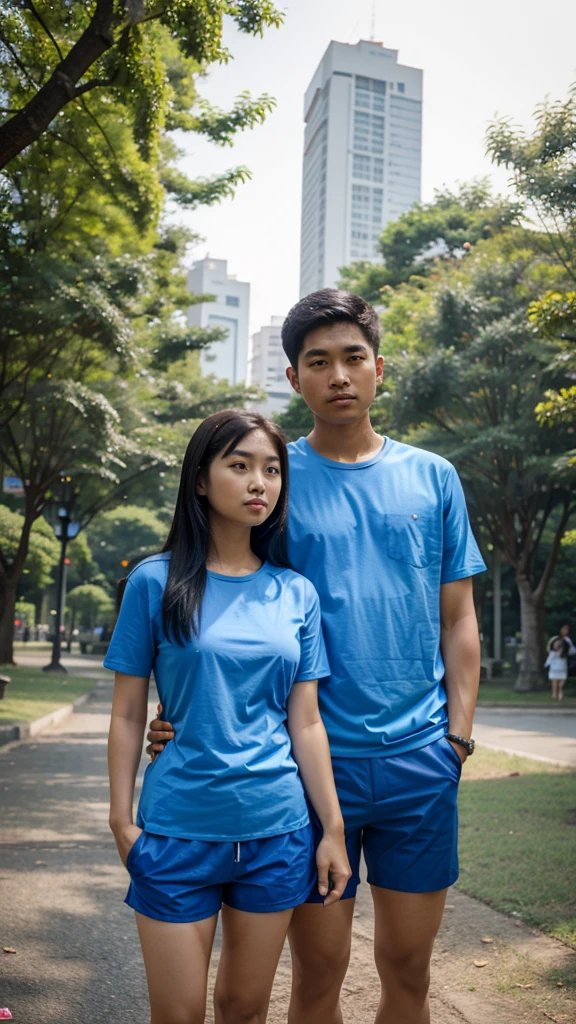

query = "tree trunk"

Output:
[[515, 578, 546, 691], [0, 584, 17, 665], [0, 1, 115, 169]]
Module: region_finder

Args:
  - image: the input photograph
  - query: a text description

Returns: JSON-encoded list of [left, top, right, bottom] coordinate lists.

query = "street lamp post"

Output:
[[43, 478, 80, 674]]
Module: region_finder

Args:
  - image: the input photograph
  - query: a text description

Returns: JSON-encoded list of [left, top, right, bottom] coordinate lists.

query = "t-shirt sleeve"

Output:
[[441, 465, 487, 584], [295, 582, 331, 683], [103, 576, 155, 677]]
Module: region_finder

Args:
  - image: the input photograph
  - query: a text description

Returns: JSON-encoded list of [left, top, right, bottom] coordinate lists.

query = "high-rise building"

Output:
[[248, 315, 292, 415], [300, 39, 423, 296], [187, 257, 250, 384]]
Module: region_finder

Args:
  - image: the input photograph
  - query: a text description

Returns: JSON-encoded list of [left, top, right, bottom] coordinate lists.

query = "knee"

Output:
[[151, 1008, 203, 1024], [214, 991, 266, 1024], [376, 946, 431, 997], [292, 941, 351, 997]]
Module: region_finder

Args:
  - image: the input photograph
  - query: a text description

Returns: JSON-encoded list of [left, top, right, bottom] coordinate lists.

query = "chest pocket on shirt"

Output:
[[385, 513, 441, 569]]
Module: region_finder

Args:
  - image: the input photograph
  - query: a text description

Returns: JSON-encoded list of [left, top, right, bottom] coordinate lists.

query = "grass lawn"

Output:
[[0, 665, 91, 723], [458, 746, 576, 947], [477, 678, 576, 707]]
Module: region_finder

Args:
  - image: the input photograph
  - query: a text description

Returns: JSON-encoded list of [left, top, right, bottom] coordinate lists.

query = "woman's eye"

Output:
[[231, 462, 246, 470], [266, 467, 280, 475]]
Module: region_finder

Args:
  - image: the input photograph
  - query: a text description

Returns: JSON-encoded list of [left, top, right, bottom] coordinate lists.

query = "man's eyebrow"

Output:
[[303, 343, 368, 359], [228, 449, 280, 461]]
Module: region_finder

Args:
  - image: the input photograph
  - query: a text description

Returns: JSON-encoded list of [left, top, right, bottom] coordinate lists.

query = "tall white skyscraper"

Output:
[[300, 39, 423, 296], [248, 315, 291, 415], [187, 257, 250, 384]]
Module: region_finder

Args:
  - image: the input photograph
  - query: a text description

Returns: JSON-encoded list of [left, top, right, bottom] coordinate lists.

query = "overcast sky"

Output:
[[173, 0, 576, 335]]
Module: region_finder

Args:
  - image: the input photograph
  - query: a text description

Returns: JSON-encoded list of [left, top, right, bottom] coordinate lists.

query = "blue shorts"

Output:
[[125, 823, 316, 923], [306, 736, 461, 901]]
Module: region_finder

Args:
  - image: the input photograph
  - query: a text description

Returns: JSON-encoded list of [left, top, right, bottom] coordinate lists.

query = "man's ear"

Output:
[[375, 354, 384, 385], [286, 366, 301, 394]]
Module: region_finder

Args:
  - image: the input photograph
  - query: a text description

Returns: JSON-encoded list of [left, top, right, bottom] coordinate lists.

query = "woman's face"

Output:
[[196, 428, 283, 528]]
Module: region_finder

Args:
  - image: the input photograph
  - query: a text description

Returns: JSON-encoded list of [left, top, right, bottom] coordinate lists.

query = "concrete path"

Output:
[[1, 684, 575, 1023], [474, 708, 576, 765]]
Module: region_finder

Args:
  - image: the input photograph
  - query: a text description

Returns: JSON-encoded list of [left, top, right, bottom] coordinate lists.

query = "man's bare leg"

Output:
[[372, 886, 447, 1024], [287, 899, 355, 1024]]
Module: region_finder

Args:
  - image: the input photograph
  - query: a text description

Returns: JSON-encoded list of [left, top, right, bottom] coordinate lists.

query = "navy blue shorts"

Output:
[[125, 822, 316, 923], [306, 736, 461, 901]]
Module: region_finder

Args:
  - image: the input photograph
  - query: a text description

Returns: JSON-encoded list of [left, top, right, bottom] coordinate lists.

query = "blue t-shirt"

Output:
[[286, 437, 486, 758], [104, 556, 330, 841]]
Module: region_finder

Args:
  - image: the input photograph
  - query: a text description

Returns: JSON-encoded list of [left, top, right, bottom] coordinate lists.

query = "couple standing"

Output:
[[105, 289, 486, 1023]]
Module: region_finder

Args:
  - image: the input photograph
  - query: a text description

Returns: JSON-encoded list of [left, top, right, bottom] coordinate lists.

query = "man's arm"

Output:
[[440, 576, 481, 762]]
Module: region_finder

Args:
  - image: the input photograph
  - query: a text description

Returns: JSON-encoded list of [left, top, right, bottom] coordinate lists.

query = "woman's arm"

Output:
[[108, 671, 150, 865], [287, 680, 350, 906]]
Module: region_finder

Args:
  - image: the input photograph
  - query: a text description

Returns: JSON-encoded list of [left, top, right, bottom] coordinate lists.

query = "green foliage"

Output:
[[66, 584, 114, 628], [0, 1, 283, 225], [14, 601, 35, 628], [0, 508, 59, 596], [339, 180, 519, 302], [487, 86, 576, 428], [87, 505, 167, 586], [388, 233, 575, 566], [274, 395, 314, 443]]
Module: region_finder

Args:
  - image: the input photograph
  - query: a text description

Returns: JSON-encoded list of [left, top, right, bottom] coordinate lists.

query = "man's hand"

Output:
[[316, 830, 352, 907], [146, 703, 175, 760], [448, 739, 467, 764]]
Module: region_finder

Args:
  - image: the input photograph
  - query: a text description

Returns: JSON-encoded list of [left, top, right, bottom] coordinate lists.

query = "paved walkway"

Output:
[[474, 708, 576, 765], [1, 677, 575, 1022]]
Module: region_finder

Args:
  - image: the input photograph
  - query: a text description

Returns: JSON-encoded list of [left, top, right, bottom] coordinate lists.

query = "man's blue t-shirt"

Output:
[[104, 556, 329, 842], [286, 437, 486, 758]]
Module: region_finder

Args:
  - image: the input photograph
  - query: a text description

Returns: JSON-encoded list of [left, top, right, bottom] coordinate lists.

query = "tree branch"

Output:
[[0, 0, 116, 169]]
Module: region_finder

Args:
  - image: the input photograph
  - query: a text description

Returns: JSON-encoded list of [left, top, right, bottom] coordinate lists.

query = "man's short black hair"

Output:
[[281, 289, 381, 370]]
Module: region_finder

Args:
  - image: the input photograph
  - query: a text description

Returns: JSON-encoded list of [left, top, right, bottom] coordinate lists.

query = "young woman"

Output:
[[105, 409, 350, 1024], [545, 637, 569, 701]]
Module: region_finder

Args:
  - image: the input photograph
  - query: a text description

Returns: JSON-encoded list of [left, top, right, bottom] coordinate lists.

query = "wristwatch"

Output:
[[447, 733, 475, 756]]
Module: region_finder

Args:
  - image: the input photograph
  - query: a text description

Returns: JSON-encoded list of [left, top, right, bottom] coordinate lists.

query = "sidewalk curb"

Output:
[[0, 690, 93, 747]]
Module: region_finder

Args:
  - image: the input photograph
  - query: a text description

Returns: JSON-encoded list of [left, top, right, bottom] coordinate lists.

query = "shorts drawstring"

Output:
[[234, 841, 241, 863]]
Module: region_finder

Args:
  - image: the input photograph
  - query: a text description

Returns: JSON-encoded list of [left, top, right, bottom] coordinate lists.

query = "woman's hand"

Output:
[[112, 822, 143, 868], [316, 830, 351, 907]]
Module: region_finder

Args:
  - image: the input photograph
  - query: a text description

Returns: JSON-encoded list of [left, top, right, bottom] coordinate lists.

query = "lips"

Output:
[[245, 500, 267, 509], [329, 394, 356, 403]]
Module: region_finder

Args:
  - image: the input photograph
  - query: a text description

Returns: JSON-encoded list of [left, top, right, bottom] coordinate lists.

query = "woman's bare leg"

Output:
[[136, 911, 218, 1024], [214, 904, 293, 1023]]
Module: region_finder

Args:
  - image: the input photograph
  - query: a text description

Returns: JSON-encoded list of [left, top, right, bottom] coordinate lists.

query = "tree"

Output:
[[274, 395, 314, 443], [0, 1, 282, 190], [486, 86, 576, 432], [87, 504, 167, 587], [66, 584, 114, 630], [386, 232, 576, 689], [339, 181, 519, 302], [0, 507, 60, 601]]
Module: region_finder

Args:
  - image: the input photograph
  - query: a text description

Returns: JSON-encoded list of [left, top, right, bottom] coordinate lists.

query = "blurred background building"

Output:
[[247, 315, 291, 415], [299, 39, 423, 295], [187, 257, 250, 383]]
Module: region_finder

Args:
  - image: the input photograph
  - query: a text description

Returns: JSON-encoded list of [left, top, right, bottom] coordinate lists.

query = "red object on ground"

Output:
[[0, 1010, 13, 1019]]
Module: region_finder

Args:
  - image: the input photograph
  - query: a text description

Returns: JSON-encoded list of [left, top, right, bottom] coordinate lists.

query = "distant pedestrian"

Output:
[[545, 638, 569, 701]]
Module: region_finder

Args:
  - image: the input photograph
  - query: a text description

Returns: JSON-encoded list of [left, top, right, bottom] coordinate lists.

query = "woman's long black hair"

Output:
[[161, 408, 291, 644]]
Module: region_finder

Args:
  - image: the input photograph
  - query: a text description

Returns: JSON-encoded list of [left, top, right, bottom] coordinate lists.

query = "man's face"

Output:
[[286, 322, 383, 425], [561, 625, 569, 637]]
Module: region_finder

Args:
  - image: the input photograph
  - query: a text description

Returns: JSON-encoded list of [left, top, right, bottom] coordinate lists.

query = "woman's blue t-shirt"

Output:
[[103, 556, 329, 842]]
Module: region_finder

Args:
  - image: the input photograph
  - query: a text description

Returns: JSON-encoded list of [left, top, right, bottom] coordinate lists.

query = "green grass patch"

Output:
[[477, 678, 576, 706], [458, 746, 576, 947], [0, 665, 91, 723]]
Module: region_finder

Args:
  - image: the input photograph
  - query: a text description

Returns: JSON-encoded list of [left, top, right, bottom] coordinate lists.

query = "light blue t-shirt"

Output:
[[286, 437, 486, 758], [104, 556, 330, 842]]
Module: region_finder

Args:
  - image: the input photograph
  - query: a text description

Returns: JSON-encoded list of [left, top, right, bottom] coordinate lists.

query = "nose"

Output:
[[329, 363, 350, 388], [248, 471, 266, 494]]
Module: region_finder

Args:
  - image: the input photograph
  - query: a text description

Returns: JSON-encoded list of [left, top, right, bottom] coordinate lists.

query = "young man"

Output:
[[148, 290, 486, 1024]]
